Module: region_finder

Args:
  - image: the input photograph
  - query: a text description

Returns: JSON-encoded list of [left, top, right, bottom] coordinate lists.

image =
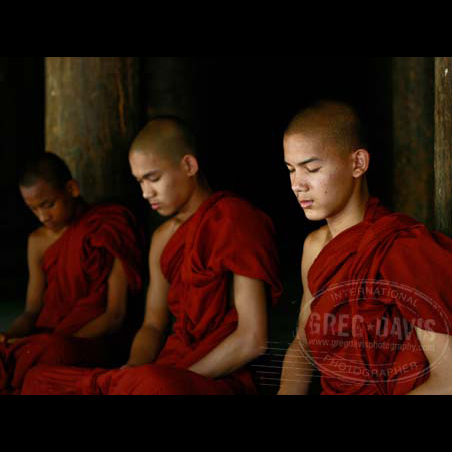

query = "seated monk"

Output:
[[22, 117, 283, 396], [0, 153, 144, 395], [278, 100, 452, 396]]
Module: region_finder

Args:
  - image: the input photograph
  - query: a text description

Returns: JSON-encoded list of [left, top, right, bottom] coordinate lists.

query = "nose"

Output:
[[291, 173, 309, 194], [37, 210, 51, 224], [142, 181, 157, 201]]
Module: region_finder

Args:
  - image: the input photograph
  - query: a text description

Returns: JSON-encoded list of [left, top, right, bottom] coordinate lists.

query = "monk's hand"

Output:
[[121, 363, 138, 370], [121, 360, 145, 370], [0, 333, 17, 345], [1, 334, 19, 345]]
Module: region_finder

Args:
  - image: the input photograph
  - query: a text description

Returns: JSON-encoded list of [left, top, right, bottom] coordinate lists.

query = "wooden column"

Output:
[[393, 57, 435, 228], [46, 57, 140, 204], [435, 57, 452, 237]]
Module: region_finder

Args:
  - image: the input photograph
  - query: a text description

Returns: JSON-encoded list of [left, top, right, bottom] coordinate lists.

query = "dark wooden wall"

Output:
[[0, 57, 44, 299], [0, 57, 450, 304], [435, 57, 452, 236], [393, 57, 435, 229]]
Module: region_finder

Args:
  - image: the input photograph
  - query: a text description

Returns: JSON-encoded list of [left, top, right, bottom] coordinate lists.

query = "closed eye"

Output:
[[145, 173, 162, 183]]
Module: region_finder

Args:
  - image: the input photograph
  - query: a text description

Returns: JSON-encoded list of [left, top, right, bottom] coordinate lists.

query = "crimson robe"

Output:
[[22, 192, 283, 395], [0, 204, 144, 395], [306, 197, 452, 395]]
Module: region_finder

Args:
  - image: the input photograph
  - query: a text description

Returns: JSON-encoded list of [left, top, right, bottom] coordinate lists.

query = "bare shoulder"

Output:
[[295, 226, 331, 335], [29, 225, 47, 242], [150, 218, 181, 258], [153, 218, 180, 243], [302, 225, 330, 288], [303, 226, 329, 264], [28, 227, 52, 259]]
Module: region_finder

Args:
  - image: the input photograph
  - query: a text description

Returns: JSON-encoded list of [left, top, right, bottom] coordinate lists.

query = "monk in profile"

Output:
[[0, 153, 144, 395], [23, 117, 282, 395], [278, 100, 452, 396]]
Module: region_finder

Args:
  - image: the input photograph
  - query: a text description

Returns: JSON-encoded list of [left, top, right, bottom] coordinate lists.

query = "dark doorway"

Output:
[[196, 57, 393, 290], [0, 57, 45, 304]]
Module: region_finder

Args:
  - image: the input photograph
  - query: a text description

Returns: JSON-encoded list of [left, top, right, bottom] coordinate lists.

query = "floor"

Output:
[[0, 300, 23, 331], [0, 275, 26, 330]]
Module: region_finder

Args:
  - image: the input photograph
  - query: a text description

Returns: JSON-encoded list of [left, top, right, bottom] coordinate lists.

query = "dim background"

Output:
[[0, 58, 395, 371]]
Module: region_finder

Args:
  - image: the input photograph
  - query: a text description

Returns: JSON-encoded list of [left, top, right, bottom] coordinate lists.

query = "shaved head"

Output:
[[284, 100, 371, 223], [285, 100, 368, 157], [129, 117, 210, 217], [130, 116, 199, 166], [19, 153, 73, 190]]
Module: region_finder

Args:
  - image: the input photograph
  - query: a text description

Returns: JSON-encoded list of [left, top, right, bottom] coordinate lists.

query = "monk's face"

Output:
[[284, 133, 358, 222], [130, 151, 198, 217], [20, 179, 80, 233]]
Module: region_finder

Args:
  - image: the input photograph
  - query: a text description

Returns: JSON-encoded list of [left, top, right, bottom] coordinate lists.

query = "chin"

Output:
[[158, 206, 175, 218], [304, 208, 327, 222], [46, 225, 63, 233], [305, 213, 325, 222]]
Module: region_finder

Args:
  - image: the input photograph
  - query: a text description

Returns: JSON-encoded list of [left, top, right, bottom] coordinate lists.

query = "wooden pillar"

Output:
[[393, 57, 435, 228], [46, 57, 140, 204], [435, 57, 452, 237]]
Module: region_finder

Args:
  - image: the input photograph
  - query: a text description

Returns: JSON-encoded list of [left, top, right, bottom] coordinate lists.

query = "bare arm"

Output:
[[278, 234, 318, 395], [74, 257, 129, 339], [188, 274, 268, 379], [126, 224, 171, 367], [408, 328, 452, 395], [278, 295, 315, 395], [4, 233, 46, 341]]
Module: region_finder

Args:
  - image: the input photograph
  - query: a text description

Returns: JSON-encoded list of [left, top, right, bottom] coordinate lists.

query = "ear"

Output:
[[66, 180, 81, 198], [351, 149, 370, 179], [181, 155, 200, 178]]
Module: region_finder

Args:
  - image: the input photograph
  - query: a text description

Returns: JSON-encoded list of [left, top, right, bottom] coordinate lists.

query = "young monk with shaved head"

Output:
[[278, 100, 452, 396], [0, 153, 144, 395], [23, 117, 282, 396]]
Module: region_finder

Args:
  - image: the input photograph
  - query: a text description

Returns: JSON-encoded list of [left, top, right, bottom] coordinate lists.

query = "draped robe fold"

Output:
[[306, 197, 452, 395]]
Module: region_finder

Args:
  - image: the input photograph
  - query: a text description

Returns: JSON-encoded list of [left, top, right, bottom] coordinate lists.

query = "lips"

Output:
[[300, 200, 314, 208]]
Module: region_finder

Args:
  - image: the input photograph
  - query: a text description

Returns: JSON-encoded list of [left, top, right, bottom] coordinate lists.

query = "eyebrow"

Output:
[[136, 171, 160, 182], [286, 158, 322, 167], [27, 199, 52, 210]]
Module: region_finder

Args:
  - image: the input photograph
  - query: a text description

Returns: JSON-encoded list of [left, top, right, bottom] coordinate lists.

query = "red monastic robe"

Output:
[[0, 204, 144, 395], [22, 192, 283, 395], [306, 197, 452, 395]]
